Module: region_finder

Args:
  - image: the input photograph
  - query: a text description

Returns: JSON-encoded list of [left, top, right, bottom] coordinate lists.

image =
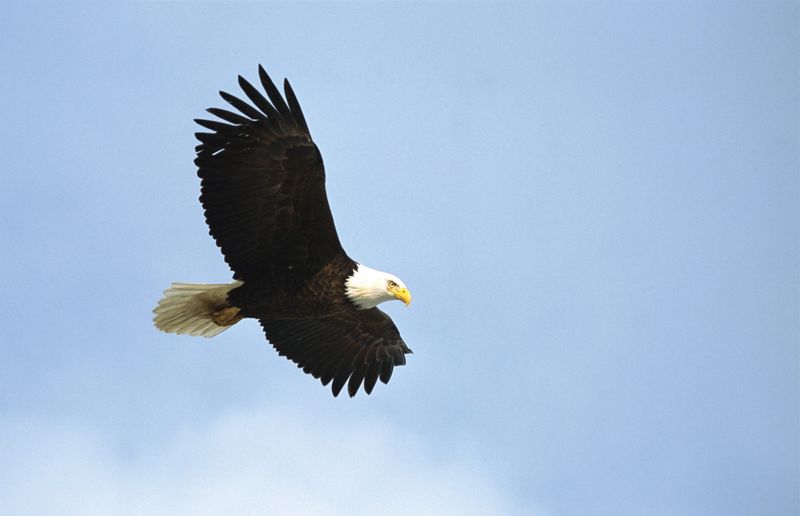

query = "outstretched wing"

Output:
[[195, 66, 344, 282], [260, 308, 413, 397]]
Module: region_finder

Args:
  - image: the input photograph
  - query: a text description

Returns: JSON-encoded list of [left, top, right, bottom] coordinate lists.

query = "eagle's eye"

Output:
[[387, 280, 397, 289]]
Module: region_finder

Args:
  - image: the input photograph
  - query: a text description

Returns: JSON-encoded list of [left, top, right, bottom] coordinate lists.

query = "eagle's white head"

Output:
[[345, 264, 412, 310]]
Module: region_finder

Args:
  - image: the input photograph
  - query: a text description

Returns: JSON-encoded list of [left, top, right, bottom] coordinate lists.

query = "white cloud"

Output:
[[0, 407, 549, 516]]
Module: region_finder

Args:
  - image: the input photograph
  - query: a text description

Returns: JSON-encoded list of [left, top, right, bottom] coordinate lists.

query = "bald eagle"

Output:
[[153, 66, 412, 397]]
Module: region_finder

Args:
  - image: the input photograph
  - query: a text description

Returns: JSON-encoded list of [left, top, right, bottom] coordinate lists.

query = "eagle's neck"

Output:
[[344, 264, 392, 310]]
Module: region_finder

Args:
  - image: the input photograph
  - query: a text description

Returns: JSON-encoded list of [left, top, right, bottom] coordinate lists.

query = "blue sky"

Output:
[[1, 2, 797, 515]]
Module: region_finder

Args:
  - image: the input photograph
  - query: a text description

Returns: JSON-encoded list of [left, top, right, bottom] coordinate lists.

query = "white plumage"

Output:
[[345, 264, 408, 310], [153, 281, 243, 337]]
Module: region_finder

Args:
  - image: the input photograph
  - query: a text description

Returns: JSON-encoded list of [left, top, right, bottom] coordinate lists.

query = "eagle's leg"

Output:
[[211, 306, 243, 326]]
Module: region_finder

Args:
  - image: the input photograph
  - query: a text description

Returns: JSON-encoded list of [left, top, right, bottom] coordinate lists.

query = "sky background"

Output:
[[1, 2, 797, 515]]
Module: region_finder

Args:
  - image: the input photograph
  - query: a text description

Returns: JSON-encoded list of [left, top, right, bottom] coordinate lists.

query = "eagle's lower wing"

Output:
[[195, 66, 344, 282], [260, 308, 413, 397]]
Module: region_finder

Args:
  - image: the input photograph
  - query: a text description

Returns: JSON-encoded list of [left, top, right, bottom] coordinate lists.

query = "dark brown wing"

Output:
[[260, 308, 413, 397], [195, 66, 344, 281]]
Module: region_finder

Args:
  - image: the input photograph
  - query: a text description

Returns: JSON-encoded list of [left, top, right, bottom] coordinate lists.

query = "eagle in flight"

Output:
[[154, 66, 412, 397]]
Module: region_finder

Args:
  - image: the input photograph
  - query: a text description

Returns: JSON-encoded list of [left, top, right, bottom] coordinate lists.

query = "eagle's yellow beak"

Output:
[[394, 288, 412, 306]]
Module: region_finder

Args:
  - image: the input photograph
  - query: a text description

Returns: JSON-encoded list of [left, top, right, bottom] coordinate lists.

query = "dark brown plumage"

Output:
[[187, 66, 412, 397]]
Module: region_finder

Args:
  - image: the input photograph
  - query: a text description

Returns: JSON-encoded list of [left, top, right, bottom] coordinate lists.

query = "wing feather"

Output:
[[258, 65, 292, 118], [331, 349, 358, 397], [194, 118, 237, 133], [206, 107, 251, 125], [283, 79, 309, 132], [218, 90, 266, 120], [362, 353, 380, 395], [261, 308, 412, 397], [347, 349, 369, 397], [196, 66, 344, 281], [379, 360, 394, 384], [237, 75, 281, 118]]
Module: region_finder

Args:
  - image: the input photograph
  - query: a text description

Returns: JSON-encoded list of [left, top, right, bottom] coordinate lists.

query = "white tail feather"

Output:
[[153, 281, 243, 338]]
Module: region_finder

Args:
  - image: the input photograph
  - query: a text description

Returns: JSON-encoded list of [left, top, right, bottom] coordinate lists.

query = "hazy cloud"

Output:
[[1, 407, 549, 516]]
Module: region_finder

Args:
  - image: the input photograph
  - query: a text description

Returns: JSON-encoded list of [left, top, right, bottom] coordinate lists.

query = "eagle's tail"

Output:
[[153, 281, 244, 338]]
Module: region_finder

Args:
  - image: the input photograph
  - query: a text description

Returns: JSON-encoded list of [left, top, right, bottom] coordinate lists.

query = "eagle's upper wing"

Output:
[[260, 308, 413, 397], [195, 66, 344, 281]]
